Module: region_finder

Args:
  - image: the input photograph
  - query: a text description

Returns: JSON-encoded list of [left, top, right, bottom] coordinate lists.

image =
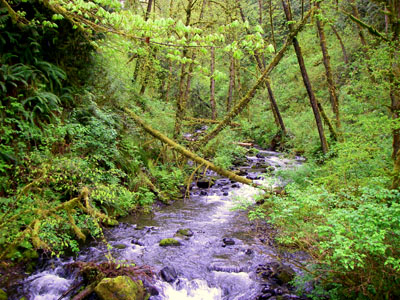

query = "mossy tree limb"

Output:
[[123, 107, 262, 189]]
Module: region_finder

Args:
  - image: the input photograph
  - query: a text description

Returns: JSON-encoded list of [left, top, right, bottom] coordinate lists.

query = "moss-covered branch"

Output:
[[183, 116, 240, 127], [343, 10, 389, 42], [1, 0, 29, 27], [123, 107, 263, 189]]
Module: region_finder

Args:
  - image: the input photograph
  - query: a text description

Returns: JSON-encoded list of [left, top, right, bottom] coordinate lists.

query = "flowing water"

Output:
[[15, 150, 305, 300]]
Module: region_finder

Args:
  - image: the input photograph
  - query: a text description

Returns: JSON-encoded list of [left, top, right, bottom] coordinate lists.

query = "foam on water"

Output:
[[155, 278, 222, 300]]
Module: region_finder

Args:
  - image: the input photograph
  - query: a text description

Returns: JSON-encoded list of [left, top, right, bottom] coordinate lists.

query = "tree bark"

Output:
[[269, 0, 277, 53], [331, 25, 349, 64], [173, 57, 189, 139], [192, 7, 315, 151], [390, 1, 400, 159], [145, 0, 153, 21], [173, 0, 194, 139], [258, 0, 263, 25], [316, 2, 340, 130], [210, 46, 217, 119], [227, 54, 235, 111], [282, 0, 329, 154]]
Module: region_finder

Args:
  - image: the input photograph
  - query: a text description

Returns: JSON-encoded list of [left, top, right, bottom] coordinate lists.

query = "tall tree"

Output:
[[330, 24, 349, 64], [238, 0, 286, 134], [210, 46, 217, 119], [315, 1, 340, 130], [282, 0, 328, 154]]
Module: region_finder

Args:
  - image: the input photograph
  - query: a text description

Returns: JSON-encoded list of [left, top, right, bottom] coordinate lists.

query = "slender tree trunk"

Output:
[[137, 0, 154, 95], [331, 25, 349, 64], [258, 0, 263, 25], [145, 0, 153, 20], [165, 60, 173, 103], [269, 0, 277, 53], [238, 0, 286, 133], [282, 0, 328, 154], [173, 56, 189, 139], [173, 0, 197, 139], [390, 1, 400, 160], [184, 53, 196, 105], [210, 46, 217, 119], [227, 54, 235, 111], [193, 7, 314, 151], [316, 2, 340, 130], [266, 79, 286, 133], [350, 0, 368, 48]]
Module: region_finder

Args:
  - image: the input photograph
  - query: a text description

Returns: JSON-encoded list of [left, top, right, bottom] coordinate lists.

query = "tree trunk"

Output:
[[269, 0, 277, 53], [390, 1, 400, 159], [258, 0, 263, 25], [265, 79, 286, 134], [282, 0, 329, 154], [193, 7, 314, 151], [173, 0, 194, 139], [316, 2, 340, 130], [331, 25, 349, 64], [137, 0, 154, 95], [173, 57, 188, 139], [210, 46, 217, 119], [227, 54, 235, 111], [238, 0, 286, 133], [145, 0, 153, 21], [165, 60, 173, 103]]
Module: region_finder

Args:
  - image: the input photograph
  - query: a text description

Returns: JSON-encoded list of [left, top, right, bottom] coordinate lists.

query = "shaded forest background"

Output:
[[0, 0, 399, 298]]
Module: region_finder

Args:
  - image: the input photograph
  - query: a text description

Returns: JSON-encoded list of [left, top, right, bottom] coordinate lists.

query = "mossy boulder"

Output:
[[114, 244, 127, 249], [94, 276, 146, 300], [0, 289, 7, 300], [159, 238, 181, 246], [176, 228, 194, 237]]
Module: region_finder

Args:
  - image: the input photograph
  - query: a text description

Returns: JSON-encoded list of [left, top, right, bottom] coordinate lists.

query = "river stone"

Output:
[[131, 239, 145, 246], [197, 179, 213, 188], [0, 289, 7, 300], [222, 238, 235, 246], [274, 264, 295, 284], [94, 276, 146, 300], [159, 238, 181, 246], [176, 228, 194, 237], [114, 244, 127, 249], [160, 266, 178, 283]]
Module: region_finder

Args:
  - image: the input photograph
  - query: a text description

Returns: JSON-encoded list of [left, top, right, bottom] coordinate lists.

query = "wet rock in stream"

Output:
[[160, 266, 178, 283], [94, 276, 146, 300], [222, 238, 235, 246], [176, 228, 194, 237], [159, 238, 181, 246], [131, 239, 145, 246], [196, 179, 214, 189]]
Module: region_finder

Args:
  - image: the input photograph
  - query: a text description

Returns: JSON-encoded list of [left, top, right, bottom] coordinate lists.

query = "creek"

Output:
[[15, 149, 306, 300]]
